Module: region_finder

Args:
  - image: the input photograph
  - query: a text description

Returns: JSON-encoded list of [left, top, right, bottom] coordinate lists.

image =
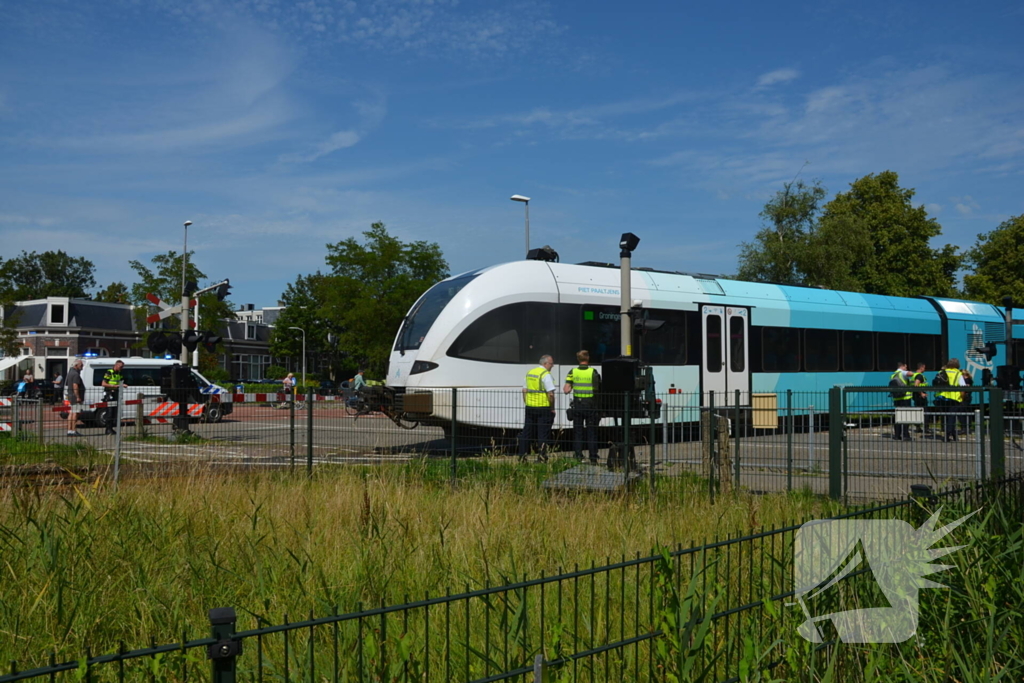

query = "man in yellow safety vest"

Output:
[[889, 362, 913, 441], [518, 354, 555, 461], [563, 350, 602, 464], [935, 358, 966, 442]]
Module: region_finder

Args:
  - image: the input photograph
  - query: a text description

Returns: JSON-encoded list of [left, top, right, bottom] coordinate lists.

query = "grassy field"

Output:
[[0, 436, 1019, 682]]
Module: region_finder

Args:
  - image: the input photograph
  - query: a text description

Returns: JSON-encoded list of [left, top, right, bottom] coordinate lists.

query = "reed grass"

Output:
[[0, 458, 830, 667]]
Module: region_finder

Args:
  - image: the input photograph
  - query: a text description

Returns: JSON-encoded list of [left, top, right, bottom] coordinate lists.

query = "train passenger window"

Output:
[[580, 306, 622, 364], [908, 334, 938, 370], [706, 315, 723, 372], [804, 329, 839, 371], [876, 332, 906, 370], [762, 328, 800, 372], [643, 309, 687, 366], [842, 331, 874, 371], [729, 316, 745, 372], [447, 303, 556, 364]]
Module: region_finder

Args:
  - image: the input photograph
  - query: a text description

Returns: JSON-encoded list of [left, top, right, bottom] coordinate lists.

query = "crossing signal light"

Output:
[[147, 331, 168, 355], [200, 331, 222, 353], [181, 330, 201, 353], [183, 280, 198, 297], [975, 342, 998, 361], [216, 280, 232, 301], [165, 332, 182, 357]]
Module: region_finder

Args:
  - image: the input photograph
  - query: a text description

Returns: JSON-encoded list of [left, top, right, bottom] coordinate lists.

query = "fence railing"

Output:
[[1, 475, 1018, 683], [1, 386, 1021, 500]]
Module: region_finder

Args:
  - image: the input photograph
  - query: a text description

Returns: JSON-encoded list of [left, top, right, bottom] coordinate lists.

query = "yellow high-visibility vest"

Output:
[[890, 370, 910, 401], [524, 366, 552, 407], [938, 369, 964, 403], [568, 366, 596, 398]]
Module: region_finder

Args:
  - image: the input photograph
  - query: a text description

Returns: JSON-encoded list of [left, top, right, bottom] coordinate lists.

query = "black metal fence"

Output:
[[1, 475, 1018, 683]]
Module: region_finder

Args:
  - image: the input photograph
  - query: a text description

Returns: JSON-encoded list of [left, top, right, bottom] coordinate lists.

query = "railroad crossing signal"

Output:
[[146, 293, 196, 325]]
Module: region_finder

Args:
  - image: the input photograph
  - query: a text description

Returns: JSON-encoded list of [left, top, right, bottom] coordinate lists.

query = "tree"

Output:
[[963, 214, 1024, 305], [0, 250, 96, 300], [812, 171, 960, 297], [95, 281, 131, 304], [269, 272, 344, 378], [0, 284, 20, 357], [737, 179, 827, 284], [319, 223, 449, 376], [736, 171, 961, 297]]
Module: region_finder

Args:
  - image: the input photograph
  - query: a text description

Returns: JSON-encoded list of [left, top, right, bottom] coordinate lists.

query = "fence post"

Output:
[[207, 607, 240, 683], [306, 387, 314, 478], [36, 399, 44, 445], [786, 390, 793, 492], [828, 387, 842, 500], [450, 388, 458, 484], [708, 391, 715, 504], [975, 409, 984, 481], [990, 387, 1004, 479], [533, 654, 550, 683], [12, 397, 19, 439], [289, 393, 296, 472], [113, 396, 124, 487], [624, 391, 632, 478], [808, 404, 816, 472], [135, 393, 145, 439], [733, 389, 741, 490], [649, 394, 657, 492]]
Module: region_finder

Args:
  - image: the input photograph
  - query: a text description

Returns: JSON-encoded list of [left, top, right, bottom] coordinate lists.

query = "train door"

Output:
[[701, 305, 750, 406]]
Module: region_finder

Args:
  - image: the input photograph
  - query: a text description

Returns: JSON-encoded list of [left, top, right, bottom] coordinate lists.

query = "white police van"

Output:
[[72, 357, 232, 427]]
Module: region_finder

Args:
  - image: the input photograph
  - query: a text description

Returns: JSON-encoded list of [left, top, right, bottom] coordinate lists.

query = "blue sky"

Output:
[[2, 0, 1022, 307]]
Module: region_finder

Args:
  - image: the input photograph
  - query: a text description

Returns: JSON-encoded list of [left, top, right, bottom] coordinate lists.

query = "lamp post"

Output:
[[510, 195, 530, 258], [288, 326, 306, 387], [181, 220, 192, 364]]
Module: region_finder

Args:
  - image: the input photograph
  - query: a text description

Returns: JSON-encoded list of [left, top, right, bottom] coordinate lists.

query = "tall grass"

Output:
[[0, 459, 831, 668]]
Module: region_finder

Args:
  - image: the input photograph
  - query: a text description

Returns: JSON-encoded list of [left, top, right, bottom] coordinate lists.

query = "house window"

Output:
[[49, 303, 66, 325], [246, 325, 256, 340]]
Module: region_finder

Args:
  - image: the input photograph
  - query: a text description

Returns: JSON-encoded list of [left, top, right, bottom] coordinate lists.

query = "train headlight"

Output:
[[410, 361, 439, 375]]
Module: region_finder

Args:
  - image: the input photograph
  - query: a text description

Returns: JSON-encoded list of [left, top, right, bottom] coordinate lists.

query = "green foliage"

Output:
[[962, 214, 1024, 305], [737, 172, 961, 297], [278, 223, 448, 377], [201, 366, 231, 383], [265, 365, 287, 380], [0, 250, 97, 300], [737, 179, 828, 285], [94, 281, 130, 304], [814, 171, 960, 297]]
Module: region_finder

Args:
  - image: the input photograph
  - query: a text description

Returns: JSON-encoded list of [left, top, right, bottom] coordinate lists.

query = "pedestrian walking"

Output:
[[65, 359, 85, 437]]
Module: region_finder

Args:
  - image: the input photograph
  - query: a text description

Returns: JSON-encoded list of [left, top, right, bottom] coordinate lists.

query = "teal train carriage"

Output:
[[386, 260, 1023, 431]]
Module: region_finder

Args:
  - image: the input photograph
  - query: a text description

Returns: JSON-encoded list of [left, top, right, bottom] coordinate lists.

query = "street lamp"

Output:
[[510, 195, 530, 258], [180, 220, 193, 364], [288, 326, 306, 387]]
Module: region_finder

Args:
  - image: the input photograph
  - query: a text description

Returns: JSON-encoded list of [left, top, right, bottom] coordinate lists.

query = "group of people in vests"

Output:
[[890, 358, 973, 442], [518, 350, 601, 463]]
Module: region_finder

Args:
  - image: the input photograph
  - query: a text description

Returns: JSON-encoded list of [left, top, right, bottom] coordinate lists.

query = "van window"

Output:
[[90, 366, 163, 387]]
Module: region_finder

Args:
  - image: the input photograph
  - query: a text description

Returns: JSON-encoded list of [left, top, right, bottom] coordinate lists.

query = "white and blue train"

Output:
[[386, 260, 1022, 430]]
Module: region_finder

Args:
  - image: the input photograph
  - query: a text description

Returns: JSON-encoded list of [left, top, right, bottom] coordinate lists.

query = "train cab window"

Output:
[[876, 332, 906, 370], [729, 316, 745, 372], [396, 273, 479, 352], [804, 329, 839, 371], [762, 327, 800, 372], [705, 315, 722, 372], [448, 302, 556, 364], [842, 331, 874, 371], [908, 334, 939, 370]]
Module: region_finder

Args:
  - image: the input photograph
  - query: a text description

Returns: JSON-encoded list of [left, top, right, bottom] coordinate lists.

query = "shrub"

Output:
[[265, 365, 288, 380]]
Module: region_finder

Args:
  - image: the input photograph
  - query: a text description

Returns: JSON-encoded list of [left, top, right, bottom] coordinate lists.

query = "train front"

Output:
[[385, 262, 561, 432]]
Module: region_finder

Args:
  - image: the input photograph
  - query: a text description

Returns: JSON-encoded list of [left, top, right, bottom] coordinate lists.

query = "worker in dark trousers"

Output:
[[910, 362, 930, 435], [563, 350, 602, 464], [101, 360, 127, 436], [518, 354, 556, 462], [889, 362, 912, 441]]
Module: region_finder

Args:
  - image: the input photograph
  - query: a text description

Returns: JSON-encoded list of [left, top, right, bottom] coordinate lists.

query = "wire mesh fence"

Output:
[[1, 386, 1021, 499]]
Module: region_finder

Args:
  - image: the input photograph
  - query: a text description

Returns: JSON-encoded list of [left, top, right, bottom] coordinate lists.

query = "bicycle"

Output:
[[344, 390, 420, 429]]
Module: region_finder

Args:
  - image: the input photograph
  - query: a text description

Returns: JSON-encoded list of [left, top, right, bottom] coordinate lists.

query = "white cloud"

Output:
[[926, 203, 943, 215], [953, 196, 980, 215], [756, 68, 800, 88]]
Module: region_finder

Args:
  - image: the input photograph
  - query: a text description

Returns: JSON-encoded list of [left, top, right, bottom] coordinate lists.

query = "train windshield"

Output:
[[395, 273, 479, 352]]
